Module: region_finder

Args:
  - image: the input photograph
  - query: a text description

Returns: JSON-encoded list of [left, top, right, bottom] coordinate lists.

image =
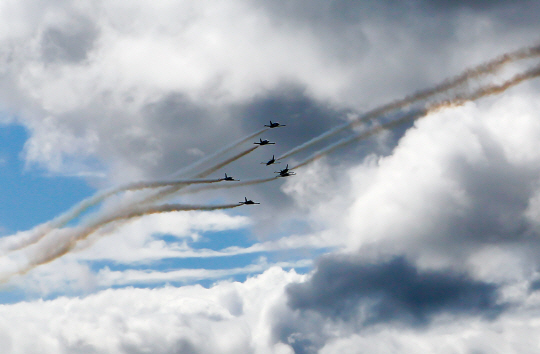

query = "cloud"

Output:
[[286, 256, 505, 325], [0, 267, 302, 354], [95, 258, 312, 288]]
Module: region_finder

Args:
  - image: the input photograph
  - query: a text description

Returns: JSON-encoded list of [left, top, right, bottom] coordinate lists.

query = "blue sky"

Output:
[[0, 123, 94, 232], [2, 1, 540, 353]]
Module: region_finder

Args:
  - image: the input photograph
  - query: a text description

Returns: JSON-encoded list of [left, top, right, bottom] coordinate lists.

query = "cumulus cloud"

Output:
[[0, 267, 302, 354]]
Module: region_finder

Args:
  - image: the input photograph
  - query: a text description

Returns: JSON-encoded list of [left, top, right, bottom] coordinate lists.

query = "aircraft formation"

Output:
[[222, 121, 293, 205]]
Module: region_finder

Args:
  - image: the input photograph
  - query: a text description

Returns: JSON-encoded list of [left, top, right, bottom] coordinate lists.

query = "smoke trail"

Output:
[[0, 178, 222, 254], [291, 110, 428, 170], [428, 64, 540, 111], [277, 44, 540, 161], [178, 176, 280, 195], [139, 146, 260, 206], [194, 146, 259, 178], [117, 178, 221, 192], [3, 203, 242, 280], [3, 145, 260, 259], [292, 64, 540, 170], [2, 129, 267, 253], [167, 127, 268, 179]]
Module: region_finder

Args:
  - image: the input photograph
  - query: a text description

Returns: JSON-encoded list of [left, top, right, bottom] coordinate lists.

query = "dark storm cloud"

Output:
[[41, 19, 98, 63], [286, 256, 505, 325]]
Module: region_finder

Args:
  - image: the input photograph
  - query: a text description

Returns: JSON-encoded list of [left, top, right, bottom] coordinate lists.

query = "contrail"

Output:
[[276, 44, 540, 161], [3, 203, 242, 281], [167, 127, 268, 179]]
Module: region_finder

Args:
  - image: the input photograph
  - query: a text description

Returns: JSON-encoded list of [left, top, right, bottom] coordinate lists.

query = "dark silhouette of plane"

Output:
[[278, 170, 296, 177], [264, 121, 286, 128], [275, 164, 296, 177], [261, 155, 281, 166], [254, 138, 275, 145], [220, 173, 238, 181], [239, 197, 260, 205]]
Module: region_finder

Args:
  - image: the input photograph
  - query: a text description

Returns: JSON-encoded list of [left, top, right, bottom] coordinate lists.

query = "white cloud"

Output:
[[318, 302, 540, 354], [95, 258, 312, 287], [0, 267, 302, 354], [74, 210, 252, 262]]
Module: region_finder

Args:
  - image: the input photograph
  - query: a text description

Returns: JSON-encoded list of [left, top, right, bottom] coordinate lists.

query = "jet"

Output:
[[264, 121, 286, 128], [254, 138, 276, 145], [239, 197, 260, 205], [261, 155, 281, 166], [275, 164, 296, 177], [220, 173, 238, 181], [278, 170, 296, 177]]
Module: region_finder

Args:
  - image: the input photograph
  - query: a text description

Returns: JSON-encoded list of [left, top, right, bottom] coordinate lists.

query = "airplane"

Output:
[[219, 173, 238, 181], [264, 121, 286, 128], [239, 197, 260, 205], [254, 138, 276, 145], [261, 155, 281, 166], [278, 170, 296, 177], [275, 164, 296, 177]]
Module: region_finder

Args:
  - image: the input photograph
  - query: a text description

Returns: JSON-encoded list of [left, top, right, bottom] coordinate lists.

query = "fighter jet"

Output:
[[278, 170, 296, 177], [239, 197, 260, 205], [220, 173, 238, 181], [254, 138, 276, 145], [261, 155, 281, 166], [264, 121, 286, 128], [275, 164, 296, 177]]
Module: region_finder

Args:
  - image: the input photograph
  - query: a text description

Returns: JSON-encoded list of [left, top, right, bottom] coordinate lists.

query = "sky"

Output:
[[1, 0, 540, 353]]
